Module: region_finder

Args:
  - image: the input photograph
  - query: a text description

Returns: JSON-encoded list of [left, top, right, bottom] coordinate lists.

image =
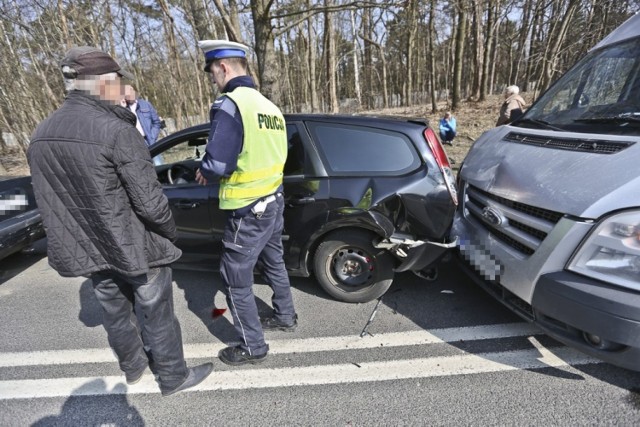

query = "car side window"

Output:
[[162, 138, 205, 164], [284, 125, 308, 176], [157, 137, 205, 186], [308, 123, 420, 176]]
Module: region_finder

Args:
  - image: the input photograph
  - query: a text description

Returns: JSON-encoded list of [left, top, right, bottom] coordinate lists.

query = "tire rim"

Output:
[[330, 247, 374, 287]]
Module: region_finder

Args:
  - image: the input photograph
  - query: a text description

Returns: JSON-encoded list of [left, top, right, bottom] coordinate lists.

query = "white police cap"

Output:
[[198, 40, 250, 72]]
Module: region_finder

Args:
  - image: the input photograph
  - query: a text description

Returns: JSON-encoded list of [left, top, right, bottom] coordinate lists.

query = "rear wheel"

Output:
[[313, 230, 395, 303]]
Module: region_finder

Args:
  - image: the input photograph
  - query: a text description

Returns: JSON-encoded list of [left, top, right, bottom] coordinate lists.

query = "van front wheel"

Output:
[[313, 230, 395, 303]]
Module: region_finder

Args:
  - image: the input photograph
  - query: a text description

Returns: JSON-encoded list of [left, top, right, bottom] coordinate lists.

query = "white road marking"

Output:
[[0, 347, 599, 399], [0, 322, 541, 367]]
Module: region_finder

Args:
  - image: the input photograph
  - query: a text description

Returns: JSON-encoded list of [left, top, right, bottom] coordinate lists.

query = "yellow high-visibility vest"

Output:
[[219, 86, 287, 210]]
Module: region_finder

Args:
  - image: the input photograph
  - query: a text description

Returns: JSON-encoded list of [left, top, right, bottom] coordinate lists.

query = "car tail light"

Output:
[[424, 127, 458, 205]]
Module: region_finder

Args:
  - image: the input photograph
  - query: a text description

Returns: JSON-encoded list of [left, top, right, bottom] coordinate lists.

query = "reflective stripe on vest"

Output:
[[220, 86, 287, 209]]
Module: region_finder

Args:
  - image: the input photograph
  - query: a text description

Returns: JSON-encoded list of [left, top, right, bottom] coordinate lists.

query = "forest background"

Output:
[[1, 0, 638, 175]]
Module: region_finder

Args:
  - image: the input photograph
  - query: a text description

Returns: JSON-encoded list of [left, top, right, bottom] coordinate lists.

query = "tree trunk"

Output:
[[470, 0, 483, 100], [362, 7, 373, 109], [251, 0, 280, 102], [324, 0, 338, 113], [538, 0, 579, 93], [350, 10, 362, 110], [451, 4, 467, 111], [307, 0, 318, 112], [405, 0, 418, 106], [428, 0, 438, 112]]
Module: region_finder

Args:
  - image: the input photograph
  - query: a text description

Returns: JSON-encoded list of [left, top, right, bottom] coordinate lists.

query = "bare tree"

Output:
[[451, 1, 468, 110], [324, 0, 338, 113]]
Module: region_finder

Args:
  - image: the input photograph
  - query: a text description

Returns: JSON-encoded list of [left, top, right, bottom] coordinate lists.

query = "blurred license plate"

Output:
[[459, 236, 503, 281]]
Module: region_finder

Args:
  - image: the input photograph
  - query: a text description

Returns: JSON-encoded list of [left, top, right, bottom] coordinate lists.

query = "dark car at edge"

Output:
[[151, 114, 458, 303], [0, 175, 45, 261]]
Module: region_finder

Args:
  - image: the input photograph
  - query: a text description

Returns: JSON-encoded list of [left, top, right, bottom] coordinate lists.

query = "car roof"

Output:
[[284, 113, 429, 128], [591, 12, 640, 51], [161, 114, 430, 141]]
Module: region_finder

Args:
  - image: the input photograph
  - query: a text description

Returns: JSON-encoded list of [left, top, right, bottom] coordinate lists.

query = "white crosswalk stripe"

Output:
[[0, 322, 541, 367], [0, 322, 601, 400]]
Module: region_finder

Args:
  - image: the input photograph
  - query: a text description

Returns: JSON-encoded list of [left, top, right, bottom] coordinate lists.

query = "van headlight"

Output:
[[568, 211, 640, 290]]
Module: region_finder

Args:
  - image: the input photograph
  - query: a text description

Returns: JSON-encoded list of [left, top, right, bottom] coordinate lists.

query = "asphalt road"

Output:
[[1, 241, 639, 425]]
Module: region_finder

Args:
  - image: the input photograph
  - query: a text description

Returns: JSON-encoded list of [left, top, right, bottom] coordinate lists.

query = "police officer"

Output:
[[195, 40, 298, 366]]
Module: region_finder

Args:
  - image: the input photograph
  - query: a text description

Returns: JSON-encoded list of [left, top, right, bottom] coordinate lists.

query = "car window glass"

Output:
[[578, 57, 636, 107], [308, 123, 419, 175], [524, 37, 640, 134], [157, 137, 204, 186], [284, 125, 308, 176], [162, 138, 205, 164]]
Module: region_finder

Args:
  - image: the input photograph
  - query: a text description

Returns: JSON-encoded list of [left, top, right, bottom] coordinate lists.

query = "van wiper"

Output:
[[513, 118, 565, 131], [574, 113, 640, 124]]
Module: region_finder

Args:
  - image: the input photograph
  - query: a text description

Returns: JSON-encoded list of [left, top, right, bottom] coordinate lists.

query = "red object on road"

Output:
[[212, 307, 227, 318]]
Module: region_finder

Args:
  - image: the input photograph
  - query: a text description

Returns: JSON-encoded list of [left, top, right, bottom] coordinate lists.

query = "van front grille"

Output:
[[504, 132, 634, 154], [464, 185, 564, 256]]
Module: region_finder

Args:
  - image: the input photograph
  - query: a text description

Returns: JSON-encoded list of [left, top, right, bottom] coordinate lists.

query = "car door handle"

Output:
[[174, 201, 200, 209], [289, 197, 315, 205]]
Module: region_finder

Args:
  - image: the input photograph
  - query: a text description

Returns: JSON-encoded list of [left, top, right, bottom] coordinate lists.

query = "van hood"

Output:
[[460, 126, 640, 219]]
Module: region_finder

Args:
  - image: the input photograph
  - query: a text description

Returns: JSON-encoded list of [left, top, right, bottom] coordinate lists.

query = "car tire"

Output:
[[314, 230, 395, 303]]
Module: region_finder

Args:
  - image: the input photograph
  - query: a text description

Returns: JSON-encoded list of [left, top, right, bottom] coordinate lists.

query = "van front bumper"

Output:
[[457, 249, 640, 372], [532, 271, 640, 372]]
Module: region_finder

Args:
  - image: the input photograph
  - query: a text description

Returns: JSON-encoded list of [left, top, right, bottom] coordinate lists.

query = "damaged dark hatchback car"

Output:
[[151, 114, 458, 303]]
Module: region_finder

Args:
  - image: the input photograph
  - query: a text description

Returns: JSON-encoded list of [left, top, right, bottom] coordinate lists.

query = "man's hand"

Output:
[[196, 169, 208, 185]]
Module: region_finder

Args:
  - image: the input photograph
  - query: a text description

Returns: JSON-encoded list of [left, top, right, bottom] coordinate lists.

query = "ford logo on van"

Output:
[[481, 206, 506, 227]]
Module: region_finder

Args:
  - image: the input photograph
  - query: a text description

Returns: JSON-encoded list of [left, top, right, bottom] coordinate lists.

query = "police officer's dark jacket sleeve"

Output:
[[27, 91, 181, 278], [199, 76, 256, 182]]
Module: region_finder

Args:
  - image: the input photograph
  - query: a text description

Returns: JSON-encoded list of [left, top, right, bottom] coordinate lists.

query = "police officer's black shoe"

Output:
[[260, 314, 298, 332], [219, 346, 268, 366]]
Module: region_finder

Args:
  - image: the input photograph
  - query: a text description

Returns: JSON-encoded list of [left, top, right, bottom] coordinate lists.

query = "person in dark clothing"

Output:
[[28, 46, 212, 396], [195, 40, 297, 366]]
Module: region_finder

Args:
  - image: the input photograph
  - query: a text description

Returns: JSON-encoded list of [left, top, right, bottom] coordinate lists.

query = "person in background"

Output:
[[122, 84, 162, 147], [28, 46, 212, 396], [496, 85, 527, 126], [123, 85, 164, 165], [439, 111, 457, 146], [195, 39, 298, 366]]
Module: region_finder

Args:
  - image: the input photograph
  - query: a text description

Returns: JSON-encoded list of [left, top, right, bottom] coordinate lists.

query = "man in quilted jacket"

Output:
[[28, 46, 212, 396]]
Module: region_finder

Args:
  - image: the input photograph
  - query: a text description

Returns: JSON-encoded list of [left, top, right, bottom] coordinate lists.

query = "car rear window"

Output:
[[307, 122, 420, 176]]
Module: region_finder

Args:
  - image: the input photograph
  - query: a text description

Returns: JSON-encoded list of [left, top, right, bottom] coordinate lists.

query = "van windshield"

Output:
[[515, 37, 640, 135]]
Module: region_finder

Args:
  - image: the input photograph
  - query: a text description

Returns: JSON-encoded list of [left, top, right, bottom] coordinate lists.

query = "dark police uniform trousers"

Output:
[[220, 192, 296, 355]]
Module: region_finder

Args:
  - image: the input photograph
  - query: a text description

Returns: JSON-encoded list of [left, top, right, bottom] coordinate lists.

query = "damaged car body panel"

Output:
[[151, 114, 457, 303], [458, 126, 640, 218]]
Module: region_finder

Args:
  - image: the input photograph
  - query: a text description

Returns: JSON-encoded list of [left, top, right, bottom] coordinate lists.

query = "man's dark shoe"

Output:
[[125, 364, 147, 385], [219, 346, 268, 366], [260, 314, 298, 332], [161, 363, 214, 396]]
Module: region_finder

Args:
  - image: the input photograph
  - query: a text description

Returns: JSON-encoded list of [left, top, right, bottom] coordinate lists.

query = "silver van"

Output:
[[452, 13, 640, 371]]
